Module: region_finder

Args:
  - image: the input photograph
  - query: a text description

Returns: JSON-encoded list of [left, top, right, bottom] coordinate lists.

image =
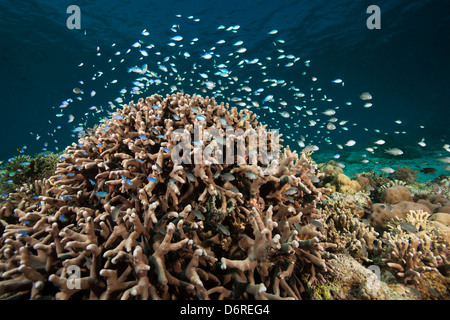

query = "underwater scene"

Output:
[[0, 0, 449, 301]]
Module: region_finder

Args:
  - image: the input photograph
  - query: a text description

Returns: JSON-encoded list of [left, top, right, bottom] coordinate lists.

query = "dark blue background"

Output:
[[0, 0, 449, 160]]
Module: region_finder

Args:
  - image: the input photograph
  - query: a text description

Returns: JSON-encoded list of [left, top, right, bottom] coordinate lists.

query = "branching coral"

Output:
[[323, 192, 380, 262], [381, 209, 448, 284], [0, 93, 335, 300]]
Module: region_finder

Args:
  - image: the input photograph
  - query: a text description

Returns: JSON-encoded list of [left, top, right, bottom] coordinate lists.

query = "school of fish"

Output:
[[18, 14, 450, 177]]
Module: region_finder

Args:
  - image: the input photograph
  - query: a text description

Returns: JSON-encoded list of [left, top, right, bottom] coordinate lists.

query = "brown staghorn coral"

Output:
[[381, 209, 448, 285], [0, 93, 335, 300], [323, 192, 380, 263]]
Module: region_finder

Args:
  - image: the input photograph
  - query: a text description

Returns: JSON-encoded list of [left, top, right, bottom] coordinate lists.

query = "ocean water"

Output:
[[1, 0, 449, 180]]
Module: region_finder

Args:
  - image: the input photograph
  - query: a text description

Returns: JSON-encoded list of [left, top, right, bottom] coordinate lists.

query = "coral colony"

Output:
[[0, 94, 335, 299]]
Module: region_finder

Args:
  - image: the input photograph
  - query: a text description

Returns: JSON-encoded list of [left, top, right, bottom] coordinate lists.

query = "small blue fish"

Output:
[[155, 134, 164, 139], [94, 191, 108, 197], [59, 215, 67, 222], [113, 114, 124, 119], [284, 188, 298, 196], [139, 135, 148, 140], [67, 172, 75, 177], [245, 172, 257, 179], [19, 162, 31, 166], [148, 177, 158, 183], [222, 173, 235, 182], [151, 105, 160, 109], [186, 173, 197, 182], [263, 95, 274, 103], [201, 52, 213, 60], [125, 179, 133, 186], [89, 179, 96, 185], [193, 210, 205, 220], [128, 66, 142, 73], [163, 148, 170, 153]]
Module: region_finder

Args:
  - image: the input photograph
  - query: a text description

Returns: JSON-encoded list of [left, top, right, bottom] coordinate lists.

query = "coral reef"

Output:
[[1, 95, 449, 300], [370, 179, 450, 233], [322, 183, 449, 299], [0, 93, 337, 300]]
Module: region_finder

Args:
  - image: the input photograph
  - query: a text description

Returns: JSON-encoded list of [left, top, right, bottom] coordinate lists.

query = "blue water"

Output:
[[1, 0, 449, 177]]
